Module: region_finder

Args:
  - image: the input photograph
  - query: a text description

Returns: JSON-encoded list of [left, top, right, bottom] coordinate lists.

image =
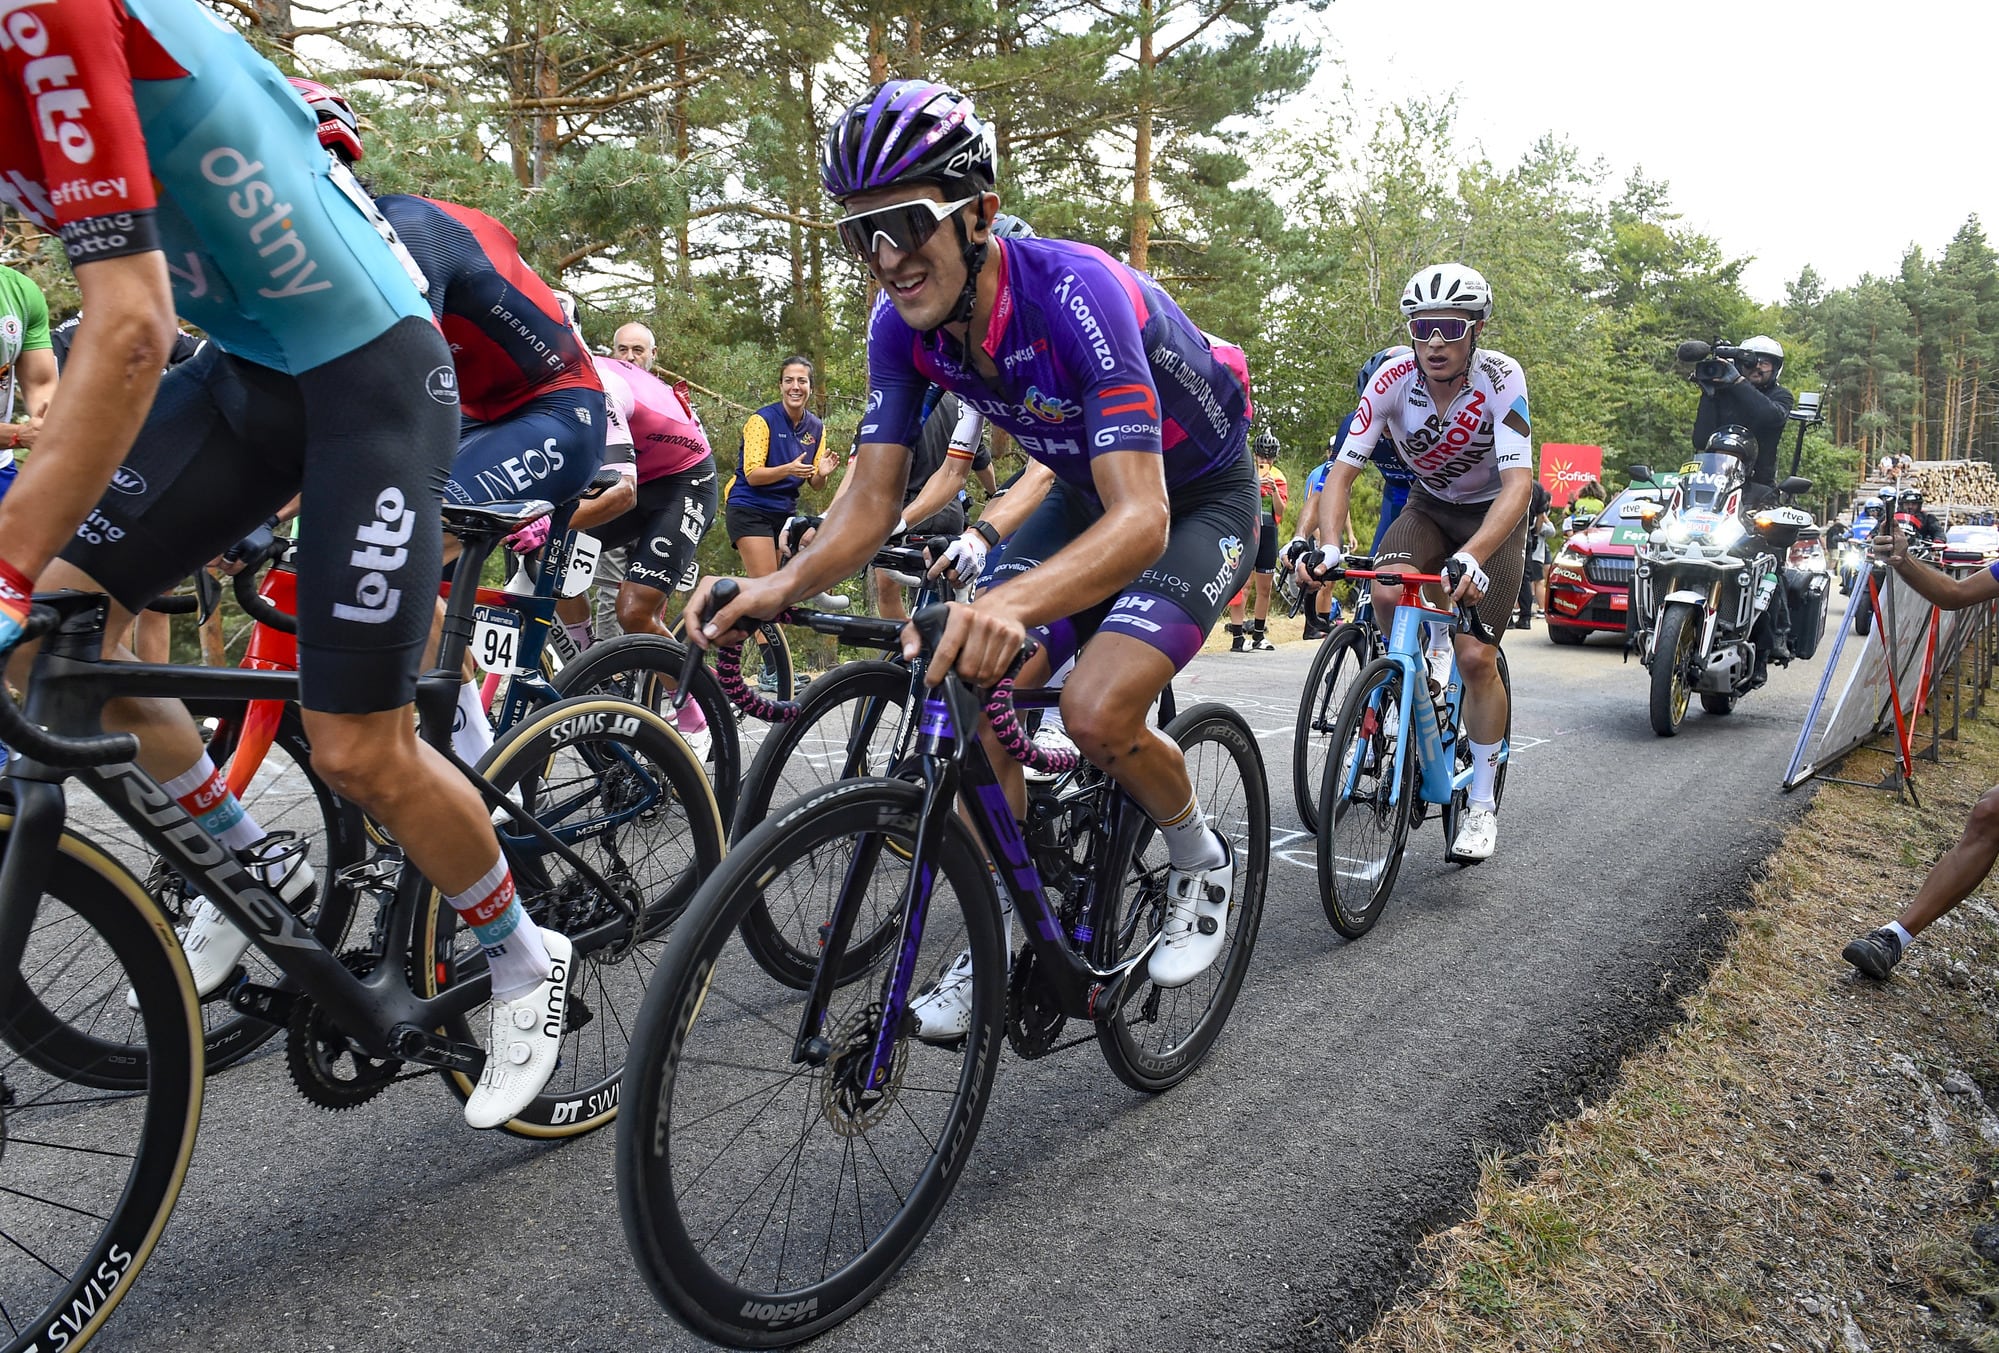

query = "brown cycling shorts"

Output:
[[1371, 489, 1528, 645]]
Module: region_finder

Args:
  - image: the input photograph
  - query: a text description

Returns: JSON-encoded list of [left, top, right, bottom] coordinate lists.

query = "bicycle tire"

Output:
[[1093, 704, 1269, 1093], [1291, 624, 1372, 834], [0, 813, 203, 1353], [1317, 658, 1417, 939], [1442, 647, 1512, 865], [421, 695, 725, 1139], [618, 777, 1004, 1347], [550, 632, 743, 824]]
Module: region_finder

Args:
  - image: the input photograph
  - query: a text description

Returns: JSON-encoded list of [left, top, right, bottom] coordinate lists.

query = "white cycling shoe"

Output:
[[1150, 834, 1235, 988], [1451, 805, 1499, 861], [674, 719, 714, 763], [908, 948, 977, 1044], [465, 930, 574, 1129], [134, 833, 316, 1009]]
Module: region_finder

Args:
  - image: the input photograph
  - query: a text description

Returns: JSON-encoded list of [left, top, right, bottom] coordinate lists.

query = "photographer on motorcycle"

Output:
[[1689, 335, 1794, 501]]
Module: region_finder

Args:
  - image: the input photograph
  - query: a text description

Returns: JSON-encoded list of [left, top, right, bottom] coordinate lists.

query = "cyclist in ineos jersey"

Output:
[[0, 3, 570, 1128], [687, 81, 1257, 1039], [1306, 265, 1533, 861]]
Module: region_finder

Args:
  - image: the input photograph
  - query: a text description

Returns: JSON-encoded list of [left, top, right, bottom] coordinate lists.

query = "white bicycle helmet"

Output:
[[1400, 264, 1493, 320], [1741, 334, 1785, 378]]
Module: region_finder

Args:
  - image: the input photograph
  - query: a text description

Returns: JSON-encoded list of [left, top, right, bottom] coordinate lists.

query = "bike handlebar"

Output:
[[1318, 557, 1500, 646], [0, 606, 141, 767]]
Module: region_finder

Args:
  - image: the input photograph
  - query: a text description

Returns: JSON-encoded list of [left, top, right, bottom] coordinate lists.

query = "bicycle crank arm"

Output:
[[1083, 945, 1158, 1023], [388, 1024, 485, 1074]]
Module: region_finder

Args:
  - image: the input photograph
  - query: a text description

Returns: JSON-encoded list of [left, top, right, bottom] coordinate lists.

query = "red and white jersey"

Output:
[[1337, 347, 1532, 506]]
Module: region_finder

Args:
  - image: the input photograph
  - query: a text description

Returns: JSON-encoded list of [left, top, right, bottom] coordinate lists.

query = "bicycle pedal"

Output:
[[387, 1024, 484, 1074], [225, 977, 298, 1026]]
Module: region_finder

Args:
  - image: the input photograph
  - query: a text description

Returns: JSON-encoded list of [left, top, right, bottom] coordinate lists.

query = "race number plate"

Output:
[[472, 604, 523, 673], [561, 532, 602, 599]]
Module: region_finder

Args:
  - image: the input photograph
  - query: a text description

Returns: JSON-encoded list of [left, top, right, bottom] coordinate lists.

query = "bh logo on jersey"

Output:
[[333, 488, 416, 624], [1202, 535, 1246, 605]]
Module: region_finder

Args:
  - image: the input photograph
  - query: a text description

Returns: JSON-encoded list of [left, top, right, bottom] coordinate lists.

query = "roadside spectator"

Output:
[[1516, 479, 1552, 628], [1842, 517, 1999, 978], [725, 355, 834, 579], [0, 265, 57, 500], [1227, 431, 1286, 651]]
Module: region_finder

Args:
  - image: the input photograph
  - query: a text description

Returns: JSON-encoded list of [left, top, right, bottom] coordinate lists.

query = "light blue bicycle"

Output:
[[1314, 560, 1511, 938]]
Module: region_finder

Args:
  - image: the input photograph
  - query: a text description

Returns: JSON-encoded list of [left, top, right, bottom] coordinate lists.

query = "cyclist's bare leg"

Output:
[[1369, 579, 1402, 642], [1455, 632, 1506, 744], [299, 705, 501, 894], [613, 581, 671, 637], [874, 569, 908, 622], [1058, 633, 1188, 824]]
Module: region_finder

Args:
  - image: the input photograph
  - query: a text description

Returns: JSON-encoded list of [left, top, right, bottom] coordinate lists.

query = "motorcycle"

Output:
[[1626, 443, 1816, 736]]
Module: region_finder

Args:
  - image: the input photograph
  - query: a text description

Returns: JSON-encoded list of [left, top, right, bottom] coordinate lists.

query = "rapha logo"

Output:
[[110, 466, 148, 496], [332, 488, 415, 624]]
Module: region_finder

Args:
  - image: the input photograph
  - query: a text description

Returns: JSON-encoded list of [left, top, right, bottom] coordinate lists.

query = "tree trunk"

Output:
[[673, 38, 693, 293], [533, 11, 559, 188], [507, 0, 531, 187], [868, 22, 887, 83], [1129, 0, 1155, 271]]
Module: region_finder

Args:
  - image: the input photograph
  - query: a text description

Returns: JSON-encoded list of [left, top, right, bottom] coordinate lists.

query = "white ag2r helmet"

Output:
[[1400, 264, 1494, 320]]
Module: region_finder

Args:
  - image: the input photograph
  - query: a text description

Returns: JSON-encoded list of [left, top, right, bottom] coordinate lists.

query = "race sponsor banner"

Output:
[[1540, 444, 1603, 507]]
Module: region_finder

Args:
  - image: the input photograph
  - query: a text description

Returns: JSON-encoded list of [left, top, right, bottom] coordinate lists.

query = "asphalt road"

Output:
[[87, 606, 1833, 1353]]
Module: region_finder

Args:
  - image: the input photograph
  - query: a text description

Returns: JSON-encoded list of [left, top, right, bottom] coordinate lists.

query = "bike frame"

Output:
[[0, 543, 639, 1064], [1337, 573, 1505, 810], [796, 674, 1153, 1092]]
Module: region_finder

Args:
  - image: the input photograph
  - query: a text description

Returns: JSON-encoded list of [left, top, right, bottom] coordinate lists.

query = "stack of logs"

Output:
[[1900, 460, 1999, 517]]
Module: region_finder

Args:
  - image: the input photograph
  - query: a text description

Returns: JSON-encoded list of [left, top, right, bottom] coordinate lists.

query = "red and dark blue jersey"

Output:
[[375, 194, 600, 422], [858, 237, 1251, 500]]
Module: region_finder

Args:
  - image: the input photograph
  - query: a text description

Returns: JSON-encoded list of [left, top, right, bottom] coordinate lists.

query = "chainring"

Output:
[[285, 950, 405, 1111], [1005, 946, 1067, 1059]]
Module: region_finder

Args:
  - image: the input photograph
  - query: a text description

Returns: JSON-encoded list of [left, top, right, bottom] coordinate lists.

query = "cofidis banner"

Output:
[[1540, 444, 1603, 506]]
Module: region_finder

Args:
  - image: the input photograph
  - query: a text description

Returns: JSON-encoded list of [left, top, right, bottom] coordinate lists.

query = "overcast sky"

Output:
[[1286, 0, 1993, 303]]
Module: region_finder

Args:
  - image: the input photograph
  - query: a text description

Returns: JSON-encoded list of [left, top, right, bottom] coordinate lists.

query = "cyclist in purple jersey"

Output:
[[688, 81, 1257, 1028]]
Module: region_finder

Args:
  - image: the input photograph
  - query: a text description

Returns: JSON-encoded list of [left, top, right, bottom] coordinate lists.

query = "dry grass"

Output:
[[1348, 703, 1999, 1352]]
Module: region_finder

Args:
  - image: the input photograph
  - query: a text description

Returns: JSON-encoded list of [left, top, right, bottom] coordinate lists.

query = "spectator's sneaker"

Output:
[[1450, 805, 1498, 860], [1024, 726, 1079, 783], [1842, 926, 1905, 980], [1249, 623, 1275, 651], [908, 948, 976, 1044], [134, 833, 316, 1008], [1150, 836, 1235, 988], [465, 930, 573, 1129]]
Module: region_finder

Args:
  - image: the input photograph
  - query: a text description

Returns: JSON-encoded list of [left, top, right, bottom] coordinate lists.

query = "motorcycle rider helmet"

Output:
[[1253, 430, 1279, 459], [1897, 486, 1925, 511], [1740, 334, 1785, 380], [1399, 264, 1493, 320], [1704, 425, 1757, 461], [289, 77, 364, 165]]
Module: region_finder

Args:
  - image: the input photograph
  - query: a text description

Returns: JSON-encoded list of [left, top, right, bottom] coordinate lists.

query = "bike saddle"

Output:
[[440, 498, 555, 539], [584, 467, 623, 496]]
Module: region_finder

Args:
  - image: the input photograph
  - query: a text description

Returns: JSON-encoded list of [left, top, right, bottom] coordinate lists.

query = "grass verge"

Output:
[[1347, 711, 1999, 1352]]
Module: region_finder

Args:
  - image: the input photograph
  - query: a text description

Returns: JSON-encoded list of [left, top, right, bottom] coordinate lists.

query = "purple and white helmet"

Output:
[[821, 80, 997, 201]]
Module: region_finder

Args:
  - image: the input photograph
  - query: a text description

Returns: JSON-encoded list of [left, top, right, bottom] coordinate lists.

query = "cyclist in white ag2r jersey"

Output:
[[1300, 263, 1534, 861]]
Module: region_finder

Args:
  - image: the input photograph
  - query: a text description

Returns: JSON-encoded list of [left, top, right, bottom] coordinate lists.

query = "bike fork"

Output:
[[0, 777, 69, 986]]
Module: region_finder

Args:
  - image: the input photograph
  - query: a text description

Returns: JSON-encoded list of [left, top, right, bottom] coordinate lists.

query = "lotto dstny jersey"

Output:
[[0, 0, 432, 374], [858, 237, 1251, 499], [1337, 348, 1532, 505], [376, 195, 601, 423], [597, 357, 711, 482]]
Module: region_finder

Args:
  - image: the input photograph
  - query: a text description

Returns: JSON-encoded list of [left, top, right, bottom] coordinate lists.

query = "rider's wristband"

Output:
[[973, 519, 1001, 548]]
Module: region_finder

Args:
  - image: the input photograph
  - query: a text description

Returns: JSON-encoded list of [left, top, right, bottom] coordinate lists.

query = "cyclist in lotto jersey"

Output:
[[688, 81, 1257, 1038], [1314, 264, 1533, 861], [0, 4, 571, 1133]]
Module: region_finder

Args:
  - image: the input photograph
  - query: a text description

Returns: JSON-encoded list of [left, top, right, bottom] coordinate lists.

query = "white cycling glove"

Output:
[[1447, 551, 1489, 596], [940, 531, 988, 585], [1311, 544, 1345, 578]]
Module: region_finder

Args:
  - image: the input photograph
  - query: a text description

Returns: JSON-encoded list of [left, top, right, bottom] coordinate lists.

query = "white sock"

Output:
[[563, 620, 594, 651], [453, 680, 495, 766], [1888, 920, 1916, 948], [1158, 794, 1225, 871], [446, 855, 552, 1000], [1467, 740, 1502, 811], [162, 754, 267, 851]]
